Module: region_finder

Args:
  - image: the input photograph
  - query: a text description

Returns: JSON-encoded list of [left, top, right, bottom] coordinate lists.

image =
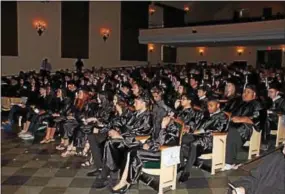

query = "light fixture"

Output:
[[184, 5, 190, 12], [148, 44, 154, 52], [199, 48, 204, 56], [282, 46, 285, 52], [100, 28, 110, 42], [33, 20, 47, 36], [149, 3, 156, 15], [237, 48, 244, 56]]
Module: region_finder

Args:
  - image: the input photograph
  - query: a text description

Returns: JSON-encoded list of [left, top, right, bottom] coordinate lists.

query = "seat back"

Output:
[[248, 128, 261, 159], [1, 97, 11, 111], [173, 118, 185, 146], [276, 115, 285, 147]]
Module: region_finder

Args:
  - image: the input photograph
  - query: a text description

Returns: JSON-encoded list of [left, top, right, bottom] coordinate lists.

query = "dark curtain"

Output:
[[1, 1, 18, 56], [61, 1, 89, 59]]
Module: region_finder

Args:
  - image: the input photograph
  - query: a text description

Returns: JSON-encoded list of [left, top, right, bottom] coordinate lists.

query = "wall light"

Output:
[[199, 48, 204, 56], [237, 48, 244, 56], [149, 3, 156, 15], [33, 20, 47, 36], [282, 46, 285, 52], [100, 28, 110, 42], [184, 5, 190, 12], [148, 44, 154, 52]]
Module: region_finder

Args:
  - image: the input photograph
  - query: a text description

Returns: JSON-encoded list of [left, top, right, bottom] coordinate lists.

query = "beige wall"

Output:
[[1, 1, 147, 76], [186, 2, 285, 23], [148, 44, 285, 67]]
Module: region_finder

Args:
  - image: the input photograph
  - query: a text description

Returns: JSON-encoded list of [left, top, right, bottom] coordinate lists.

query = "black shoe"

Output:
[[140, 173, 154, 185], [179, 172, 190, 183], [111, 184, 130, 194], [93, 176, 109, 189], [87, 168, 102, 177]]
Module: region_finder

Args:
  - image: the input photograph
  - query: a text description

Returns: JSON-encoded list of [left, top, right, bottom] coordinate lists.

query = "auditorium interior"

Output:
[[1, 1, 285, 194]]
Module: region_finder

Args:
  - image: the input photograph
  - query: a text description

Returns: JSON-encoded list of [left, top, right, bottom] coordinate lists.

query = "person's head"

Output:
[[197, 86, 207, 98], [67, 81, 76, 91], [113, 94, 128, 111], [151, 87, 163, 102], [43, 58, 48, 63], [242, 85, 257, 102], [207, 98, 220, 114], [121, 83, 131, 95], [20, 78, 24, 85], [180, 93, 192, 108], [56, 88, 63, 98], [39, 86, 47, 96], [268, 82, 281, 100], [78, 90, 89, 100], [224, 80, 236, 97], [178, 85, 185, 95], [190, 75, 199, 89], [134, 94, 150, 111], [132, 83, 140, 97]]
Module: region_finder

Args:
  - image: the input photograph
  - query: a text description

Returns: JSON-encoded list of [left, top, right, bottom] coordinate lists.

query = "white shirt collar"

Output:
[[273, 95, 281, 102], [199, 96, 206, 100], [210, 109, 221, 117]]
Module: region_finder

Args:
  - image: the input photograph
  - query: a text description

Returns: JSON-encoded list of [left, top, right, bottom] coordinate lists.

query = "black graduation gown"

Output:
[[228, 150, 285, 194], [123, 118, 182, 184], [264, 96, 285, 138], [222, 95, 242, 113], [103, 110, 153, 171], [191, 111, 229, 151], [230, 100, 263, 141]]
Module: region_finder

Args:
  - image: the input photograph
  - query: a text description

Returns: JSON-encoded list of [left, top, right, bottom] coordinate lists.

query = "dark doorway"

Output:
[[257, 49, 282, 69], [263, 7, 272, 19]]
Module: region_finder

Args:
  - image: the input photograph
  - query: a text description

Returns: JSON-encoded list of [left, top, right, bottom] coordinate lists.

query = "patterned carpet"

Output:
[[1, 128, 279, 194]]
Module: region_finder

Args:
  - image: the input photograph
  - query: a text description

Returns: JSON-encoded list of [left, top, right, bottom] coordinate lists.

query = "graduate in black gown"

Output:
[[262, 82, 285, 150], [223, 85, 264, 170], [179, 97, 229, 183], [93, 93, 153, 189], [110, 111, 183, 193]]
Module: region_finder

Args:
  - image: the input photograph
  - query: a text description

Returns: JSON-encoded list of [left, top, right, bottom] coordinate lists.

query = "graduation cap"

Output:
[[207, 95, 220, 103], [136, 92, 151, 106], [245, 84, 257, 93], [268, 81, 282, 91]]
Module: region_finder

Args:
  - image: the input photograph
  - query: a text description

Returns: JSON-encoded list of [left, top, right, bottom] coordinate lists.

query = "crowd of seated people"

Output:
[[1, 63, 285, 193]]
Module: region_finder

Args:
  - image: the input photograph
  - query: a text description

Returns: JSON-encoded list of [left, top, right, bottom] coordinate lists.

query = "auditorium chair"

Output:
[[270, 115, 285, 147], [244, 129, 261, 160], [198, 132, 227, 175], [140, 119, 184, 194]]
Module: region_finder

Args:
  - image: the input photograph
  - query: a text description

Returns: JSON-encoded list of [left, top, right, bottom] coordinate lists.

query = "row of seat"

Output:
[[2, 97, 285, 194]]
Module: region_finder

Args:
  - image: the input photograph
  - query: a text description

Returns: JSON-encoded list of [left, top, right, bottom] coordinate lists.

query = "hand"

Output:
[[174, 100, 181, 109], [93, 128, 99, 134], [52, 113, 60, 117], [143, 144, 150, 150], [183, 126, 190, 133], [232, 187, 245, 194], [86, 118, 97, 123], [19, 104, 26, 108], [161, 117, 171, 129], [67, 116, 75, 120], [108, 129, 121, 138]]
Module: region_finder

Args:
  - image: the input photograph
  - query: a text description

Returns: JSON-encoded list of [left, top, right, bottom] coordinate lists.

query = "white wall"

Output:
[[1, 1, 147, 75]]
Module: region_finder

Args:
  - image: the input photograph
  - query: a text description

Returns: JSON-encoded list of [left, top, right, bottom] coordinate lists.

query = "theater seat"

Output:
[[198, 132, 227, 175], [141, 119, 184, 194], [270, 115, 285, 147], [244, 128, 261, 160]]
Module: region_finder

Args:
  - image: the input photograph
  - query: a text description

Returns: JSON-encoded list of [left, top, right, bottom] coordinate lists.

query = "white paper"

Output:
[[161, 146, 180, 167]]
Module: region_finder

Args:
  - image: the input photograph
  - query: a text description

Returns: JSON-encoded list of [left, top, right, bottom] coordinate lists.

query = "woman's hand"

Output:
[[232, 187, 245, 194], [93, 128, 99, 134], [108, 129, 121, 138], [143, 143, 150, 150], [161, 117, 171, 129]]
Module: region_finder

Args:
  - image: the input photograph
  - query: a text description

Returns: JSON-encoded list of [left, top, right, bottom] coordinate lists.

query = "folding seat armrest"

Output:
[[135, 135, 150, 142], [212, 132, 227, 136]]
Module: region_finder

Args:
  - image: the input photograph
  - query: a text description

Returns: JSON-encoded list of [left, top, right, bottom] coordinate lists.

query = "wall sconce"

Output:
[[237, 48, 244, 56], [199, 48, 204, 56], [100, 28, 110, 42], [149, 3, 156, 15], [148, 44, 154, 52], [184, 5, 190, 12], [282, 46, 285, 52], [33, 20, 47, 36]]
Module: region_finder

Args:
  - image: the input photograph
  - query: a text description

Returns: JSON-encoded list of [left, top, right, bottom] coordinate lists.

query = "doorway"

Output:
[[257, 49, 282, 69]]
